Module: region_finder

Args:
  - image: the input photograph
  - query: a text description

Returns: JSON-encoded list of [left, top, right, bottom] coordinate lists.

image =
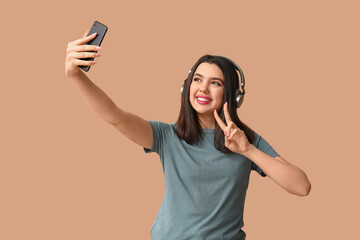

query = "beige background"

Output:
[[1, 0, 359, 239]]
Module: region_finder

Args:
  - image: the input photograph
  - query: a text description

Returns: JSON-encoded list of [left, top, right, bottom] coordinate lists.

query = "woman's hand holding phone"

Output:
[[65, 30, 101, 78]]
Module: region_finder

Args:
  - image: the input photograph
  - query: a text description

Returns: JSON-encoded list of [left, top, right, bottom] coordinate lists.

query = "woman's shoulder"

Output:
[[251, 130, 261, 146], [241, 122, 261, 146], [148, 120, 175, 128], [248, 128, 276, 151], [147, 120, 176, 136]]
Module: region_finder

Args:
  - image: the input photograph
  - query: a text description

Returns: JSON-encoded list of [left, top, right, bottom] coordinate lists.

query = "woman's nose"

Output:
[[199, 82, 210, 93]]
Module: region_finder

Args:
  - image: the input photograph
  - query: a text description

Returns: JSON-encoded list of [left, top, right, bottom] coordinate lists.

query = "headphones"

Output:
[[181, 56, 246, 108]]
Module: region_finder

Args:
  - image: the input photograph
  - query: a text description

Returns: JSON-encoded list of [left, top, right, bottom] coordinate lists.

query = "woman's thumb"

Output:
[[82, 29, 90, 38]]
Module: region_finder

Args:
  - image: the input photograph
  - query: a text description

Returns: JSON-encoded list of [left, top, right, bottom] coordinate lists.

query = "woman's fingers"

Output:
[[70, 51, 101, 59], [82, 29, 90, 38], [214, 109, 226, 131], [71, 44, 100, 52], [223, 102, 232, 125], [67, 50, 101, 67], [66, 45, 101, 63], [225, 122, 236, 137], [228, 128, 238, 140], [73, 32, 97, 46], [65, 42, 101, 70], [214, 103, 234, 134], [214, 103, 240, 139], [73, 59, 97, 66], [65, 30, 100, 77]]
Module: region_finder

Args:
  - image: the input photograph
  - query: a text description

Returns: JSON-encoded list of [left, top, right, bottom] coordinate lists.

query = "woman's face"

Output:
[[189, 62, 225, 119]]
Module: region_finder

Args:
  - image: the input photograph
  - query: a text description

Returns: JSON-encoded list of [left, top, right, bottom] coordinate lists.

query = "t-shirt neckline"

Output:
[[201, 128, 215, 134], [171, 122, 215, 134]]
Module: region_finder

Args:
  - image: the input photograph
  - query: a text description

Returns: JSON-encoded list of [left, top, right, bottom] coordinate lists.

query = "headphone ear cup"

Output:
[[235, 89, 244, 108]]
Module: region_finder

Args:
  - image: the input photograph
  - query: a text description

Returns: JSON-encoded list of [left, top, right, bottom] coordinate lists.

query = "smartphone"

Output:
[[79, 21, 108, 72]]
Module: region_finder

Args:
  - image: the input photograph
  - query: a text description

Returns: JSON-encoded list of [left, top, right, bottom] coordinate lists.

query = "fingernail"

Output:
[[96, 46, 101, 50], [92, 32, 97, 35]]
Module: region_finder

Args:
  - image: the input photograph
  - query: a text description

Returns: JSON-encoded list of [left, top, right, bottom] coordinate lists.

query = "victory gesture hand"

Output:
[[214, 102, 252, 155]]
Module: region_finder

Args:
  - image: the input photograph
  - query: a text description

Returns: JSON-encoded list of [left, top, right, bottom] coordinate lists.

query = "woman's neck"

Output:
[[198, 114, 215, 129]]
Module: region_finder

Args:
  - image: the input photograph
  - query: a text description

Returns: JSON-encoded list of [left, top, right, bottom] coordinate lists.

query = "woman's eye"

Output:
[[192, 78, 221, 86]]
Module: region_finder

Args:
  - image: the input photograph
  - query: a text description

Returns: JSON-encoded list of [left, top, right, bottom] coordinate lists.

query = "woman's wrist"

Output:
[[239, 144, 256, 158]]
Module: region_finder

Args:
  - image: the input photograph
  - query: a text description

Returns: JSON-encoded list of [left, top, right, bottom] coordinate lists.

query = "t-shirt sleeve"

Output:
[[143, 120, 171, 155], [251, 133, 280, 177]]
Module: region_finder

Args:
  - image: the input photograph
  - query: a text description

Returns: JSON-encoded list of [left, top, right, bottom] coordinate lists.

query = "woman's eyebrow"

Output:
[[193, 73, 224, 84]]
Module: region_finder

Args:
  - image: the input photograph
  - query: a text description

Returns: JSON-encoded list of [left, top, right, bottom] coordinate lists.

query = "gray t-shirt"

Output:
[[143, 121, 279, 240]]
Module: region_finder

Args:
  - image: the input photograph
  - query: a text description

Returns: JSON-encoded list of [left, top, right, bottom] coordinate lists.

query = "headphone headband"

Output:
[[221, 56, 245, 95]]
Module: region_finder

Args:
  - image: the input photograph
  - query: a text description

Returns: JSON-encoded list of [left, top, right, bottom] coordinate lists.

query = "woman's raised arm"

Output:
[[65, 30, 153, 150]]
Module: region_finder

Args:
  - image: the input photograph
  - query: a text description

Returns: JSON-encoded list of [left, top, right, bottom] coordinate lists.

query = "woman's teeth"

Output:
[[197, 97, 211, 102]]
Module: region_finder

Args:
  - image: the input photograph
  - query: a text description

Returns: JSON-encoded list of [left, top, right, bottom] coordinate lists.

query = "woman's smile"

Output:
[[196, 94, 212, 104]]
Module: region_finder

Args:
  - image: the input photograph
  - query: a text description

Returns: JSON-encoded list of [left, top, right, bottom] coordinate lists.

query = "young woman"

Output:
[[65, 30, 311, 240]]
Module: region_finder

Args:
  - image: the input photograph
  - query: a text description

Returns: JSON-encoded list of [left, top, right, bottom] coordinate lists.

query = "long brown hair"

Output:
[[173, 55, 256, 154]]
